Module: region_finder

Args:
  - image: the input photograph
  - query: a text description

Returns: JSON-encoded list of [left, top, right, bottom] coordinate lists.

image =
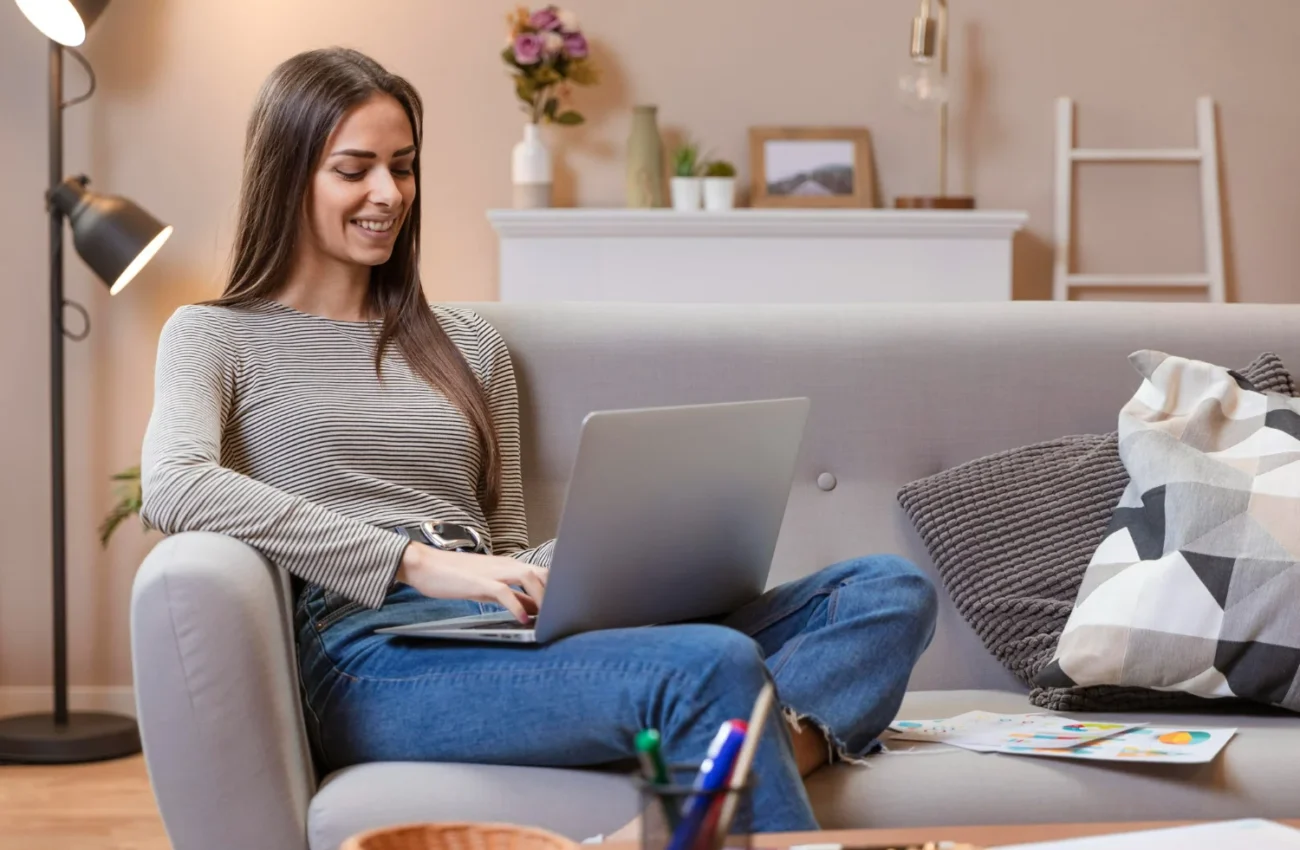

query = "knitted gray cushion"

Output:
[[897, 353, 1296, 712]]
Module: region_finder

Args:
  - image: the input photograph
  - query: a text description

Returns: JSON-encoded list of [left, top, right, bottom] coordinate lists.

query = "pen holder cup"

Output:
[[636, 763, 754, 850]]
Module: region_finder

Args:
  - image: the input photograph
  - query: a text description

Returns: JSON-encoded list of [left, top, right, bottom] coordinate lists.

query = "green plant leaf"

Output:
[[672, 143, 701, 176], [544, 97, 559, 120], [514, 75, 536, 104], [554, 111, 585, 125], [100, 463, 144, 548], [99, 498, 141, 548]]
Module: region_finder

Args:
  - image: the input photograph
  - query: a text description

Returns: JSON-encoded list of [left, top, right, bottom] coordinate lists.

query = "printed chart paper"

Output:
[[887, 711, 1235, 763]]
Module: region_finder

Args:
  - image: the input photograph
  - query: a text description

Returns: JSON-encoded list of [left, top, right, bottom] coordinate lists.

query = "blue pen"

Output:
[[666, 719, 748, 850]]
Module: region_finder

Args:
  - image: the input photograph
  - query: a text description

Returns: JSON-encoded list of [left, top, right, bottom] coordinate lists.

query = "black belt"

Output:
[[391, 521, 489, 554]]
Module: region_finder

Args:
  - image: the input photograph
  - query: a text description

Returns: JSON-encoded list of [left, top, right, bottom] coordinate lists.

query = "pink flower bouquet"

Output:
[[502, 5, 599, 125]]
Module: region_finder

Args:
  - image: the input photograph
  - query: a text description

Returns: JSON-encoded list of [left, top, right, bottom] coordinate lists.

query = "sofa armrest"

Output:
[[131, 531, 315, 850]]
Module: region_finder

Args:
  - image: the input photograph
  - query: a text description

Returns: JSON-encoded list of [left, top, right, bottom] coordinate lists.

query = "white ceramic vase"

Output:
[[703, 177, 736, 211], [670, 176, 703, 211], [512, 122, 552, 209]]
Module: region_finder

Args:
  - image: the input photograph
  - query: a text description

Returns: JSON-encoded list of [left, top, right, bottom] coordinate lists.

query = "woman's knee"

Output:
[[664, 624, 769, 697], [839, 554, 939, 626]]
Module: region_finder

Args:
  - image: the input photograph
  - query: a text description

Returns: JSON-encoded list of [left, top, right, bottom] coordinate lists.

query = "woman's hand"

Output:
[[395, 542, 547, 624]]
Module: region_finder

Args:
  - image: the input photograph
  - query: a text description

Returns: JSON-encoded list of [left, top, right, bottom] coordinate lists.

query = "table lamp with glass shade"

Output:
[[895, 0, 975, 209], [0, 0, 172, 763]]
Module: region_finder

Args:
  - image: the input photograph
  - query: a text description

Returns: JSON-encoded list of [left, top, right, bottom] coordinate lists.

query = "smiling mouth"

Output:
[[352, 218, 395, 233]]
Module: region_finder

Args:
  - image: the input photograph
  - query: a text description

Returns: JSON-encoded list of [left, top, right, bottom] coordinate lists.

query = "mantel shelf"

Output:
[[489, 207, 1030, 303], [487, 208, 1029, 240]]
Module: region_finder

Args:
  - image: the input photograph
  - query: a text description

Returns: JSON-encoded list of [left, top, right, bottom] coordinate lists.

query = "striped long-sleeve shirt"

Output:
[[139, 296, 555, 609]]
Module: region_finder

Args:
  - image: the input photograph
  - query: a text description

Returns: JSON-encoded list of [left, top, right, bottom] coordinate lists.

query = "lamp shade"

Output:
[[13, 0, 110, 46], [49, 176, 172, 295]]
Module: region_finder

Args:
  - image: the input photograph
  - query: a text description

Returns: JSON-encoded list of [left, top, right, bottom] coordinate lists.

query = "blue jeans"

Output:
[[294, 554, 937, 832]]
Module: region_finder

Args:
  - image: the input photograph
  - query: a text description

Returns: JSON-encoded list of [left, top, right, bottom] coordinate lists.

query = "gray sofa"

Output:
[[130, 302, 1300, 850]]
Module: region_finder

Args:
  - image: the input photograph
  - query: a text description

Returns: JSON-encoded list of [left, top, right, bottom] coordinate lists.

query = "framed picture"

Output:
[[748, 126, 875, 208]]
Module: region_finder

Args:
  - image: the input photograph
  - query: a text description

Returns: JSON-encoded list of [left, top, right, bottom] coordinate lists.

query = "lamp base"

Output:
[[0, 711, 140, 764], [894, 195, 976, 210]]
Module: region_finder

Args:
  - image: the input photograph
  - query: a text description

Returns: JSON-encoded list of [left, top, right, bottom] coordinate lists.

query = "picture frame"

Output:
[[748, 126, 875, 208]]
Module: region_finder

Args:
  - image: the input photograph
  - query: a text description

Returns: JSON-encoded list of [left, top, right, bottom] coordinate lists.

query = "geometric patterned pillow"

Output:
[[897, 353, 1294, 712], [1035, 350, 1300, 712]]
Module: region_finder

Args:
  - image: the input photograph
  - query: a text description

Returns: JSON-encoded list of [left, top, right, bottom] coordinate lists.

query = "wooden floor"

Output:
[[0, 754, 169, 850]]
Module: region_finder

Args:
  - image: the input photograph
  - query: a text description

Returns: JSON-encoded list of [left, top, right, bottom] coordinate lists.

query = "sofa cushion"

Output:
[[806, 689, 1300, 830], [897, 353, 1295, 712], [308, 691, 1300, 845], [1036, 351, 1300, 712]]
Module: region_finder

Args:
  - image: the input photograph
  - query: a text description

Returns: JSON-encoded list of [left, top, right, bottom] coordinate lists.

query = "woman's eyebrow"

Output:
[[329, 145, 417, 158]]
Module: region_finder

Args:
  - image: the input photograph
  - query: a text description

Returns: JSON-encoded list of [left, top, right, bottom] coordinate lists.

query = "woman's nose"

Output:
[[367, 169, 402, 207]]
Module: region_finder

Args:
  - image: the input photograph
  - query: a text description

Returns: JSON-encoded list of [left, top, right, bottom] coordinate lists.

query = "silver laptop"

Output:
[[375, 397, 810, 644]]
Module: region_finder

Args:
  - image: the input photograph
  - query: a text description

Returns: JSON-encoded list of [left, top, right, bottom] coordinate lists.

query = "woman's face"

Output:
[[304, 93, 417, 269]]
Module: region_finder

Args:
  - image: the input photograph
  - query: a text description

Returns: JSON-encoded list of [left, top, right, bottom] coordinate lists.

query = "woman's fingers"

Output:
[[492, 585, 531, 624], [516, 569, 547, 607], [512, 589, 540, 615]]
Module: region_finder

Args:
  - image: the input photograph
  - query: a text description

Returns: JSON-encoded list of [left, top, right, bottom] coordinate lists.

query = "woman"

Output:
[[139, 46, 937, 834]]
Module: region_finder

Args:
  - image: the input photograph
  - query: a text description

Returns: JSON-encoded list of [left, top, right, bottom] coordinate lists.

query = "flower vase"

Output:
[[625, 105, 664, 208], [512, 122, 552, 209]]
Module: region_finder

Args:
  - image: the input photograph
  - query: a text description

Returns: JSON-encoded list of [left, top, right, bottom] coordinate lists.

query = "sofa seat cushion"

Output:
[[308, 690, 1300, 848], [805, 689, 1300, 829]]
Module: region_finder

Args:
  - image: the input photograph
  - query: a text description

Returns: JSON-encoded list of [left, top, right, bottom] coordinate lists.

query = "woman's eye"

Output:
[[336, 169, 365, 180], [392, 166, 414, 177]]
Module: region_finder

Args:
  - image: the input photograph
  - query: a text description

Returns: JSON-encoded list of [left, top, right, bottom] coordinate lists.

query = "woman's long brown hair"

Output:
[[199, 47, 503, 511]]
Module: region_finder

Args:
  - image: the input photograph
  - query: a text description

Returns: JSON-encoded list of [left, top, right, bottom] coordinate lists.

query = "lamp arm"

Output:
[[45, 176, 95, 341], [61, 47, 97, 109], [62, 301, 91, 341]]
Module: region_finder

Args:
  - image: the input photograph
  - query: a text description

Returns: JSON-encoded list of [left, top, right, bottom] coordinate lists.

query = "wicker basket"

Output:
[[341, 822, 581, 850]]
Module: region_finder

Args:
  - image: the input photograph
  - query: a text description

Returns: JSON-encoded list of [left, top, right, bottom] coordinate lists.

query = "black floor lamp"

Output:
[[0, 0, 172, 764]]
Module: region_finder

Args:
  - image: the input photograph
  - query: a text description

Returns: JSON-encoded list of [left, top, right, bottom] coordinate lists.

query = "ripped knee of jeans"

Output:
[[781, 704, 879, 767]]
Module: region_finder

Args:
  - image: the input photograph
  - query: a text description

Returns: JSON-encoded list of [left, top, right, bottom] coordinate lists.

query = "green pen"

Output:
[[635, 728, 681, 829]]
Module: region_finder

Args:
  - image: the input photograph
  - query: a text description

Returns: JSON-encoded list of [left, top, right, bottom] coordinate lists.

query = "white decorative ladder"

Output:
[[1053, 96, 1226, 302]]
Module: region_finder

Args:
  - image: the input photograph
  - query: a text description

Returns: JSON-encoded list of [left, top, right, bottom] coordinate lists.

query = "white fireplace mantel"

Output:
[[489, 208, 1029, 303]]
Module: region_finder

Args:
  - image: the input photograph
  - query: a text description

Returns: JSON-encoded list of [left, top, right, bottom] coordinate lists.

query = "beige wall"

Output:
[[2, 0, 1299, 689]]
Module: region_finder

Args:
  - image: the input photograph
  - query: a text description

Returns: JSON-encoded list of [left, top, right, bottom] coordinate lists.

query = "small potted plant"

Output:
[[670, 142, 702, 210], [702, 159, 737, 211]]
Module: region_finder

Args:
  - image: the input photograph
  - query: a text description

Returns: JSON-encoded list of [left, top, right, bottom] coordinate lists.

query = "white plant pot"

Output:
[[512, 123, 552, 209], [703, 177, 736, 211], [670, 176, 703, 211]]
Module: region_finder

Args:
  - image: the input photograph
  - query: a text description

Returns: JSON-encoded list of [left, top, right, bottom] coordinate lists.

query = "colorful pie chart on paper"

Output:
[[1157, 730, 1212, 745]]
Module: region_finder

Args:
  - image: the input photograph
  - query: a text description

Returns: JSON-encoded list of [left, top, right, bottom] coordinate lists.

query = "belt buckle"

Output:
[[419, 521, 486, 554]]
